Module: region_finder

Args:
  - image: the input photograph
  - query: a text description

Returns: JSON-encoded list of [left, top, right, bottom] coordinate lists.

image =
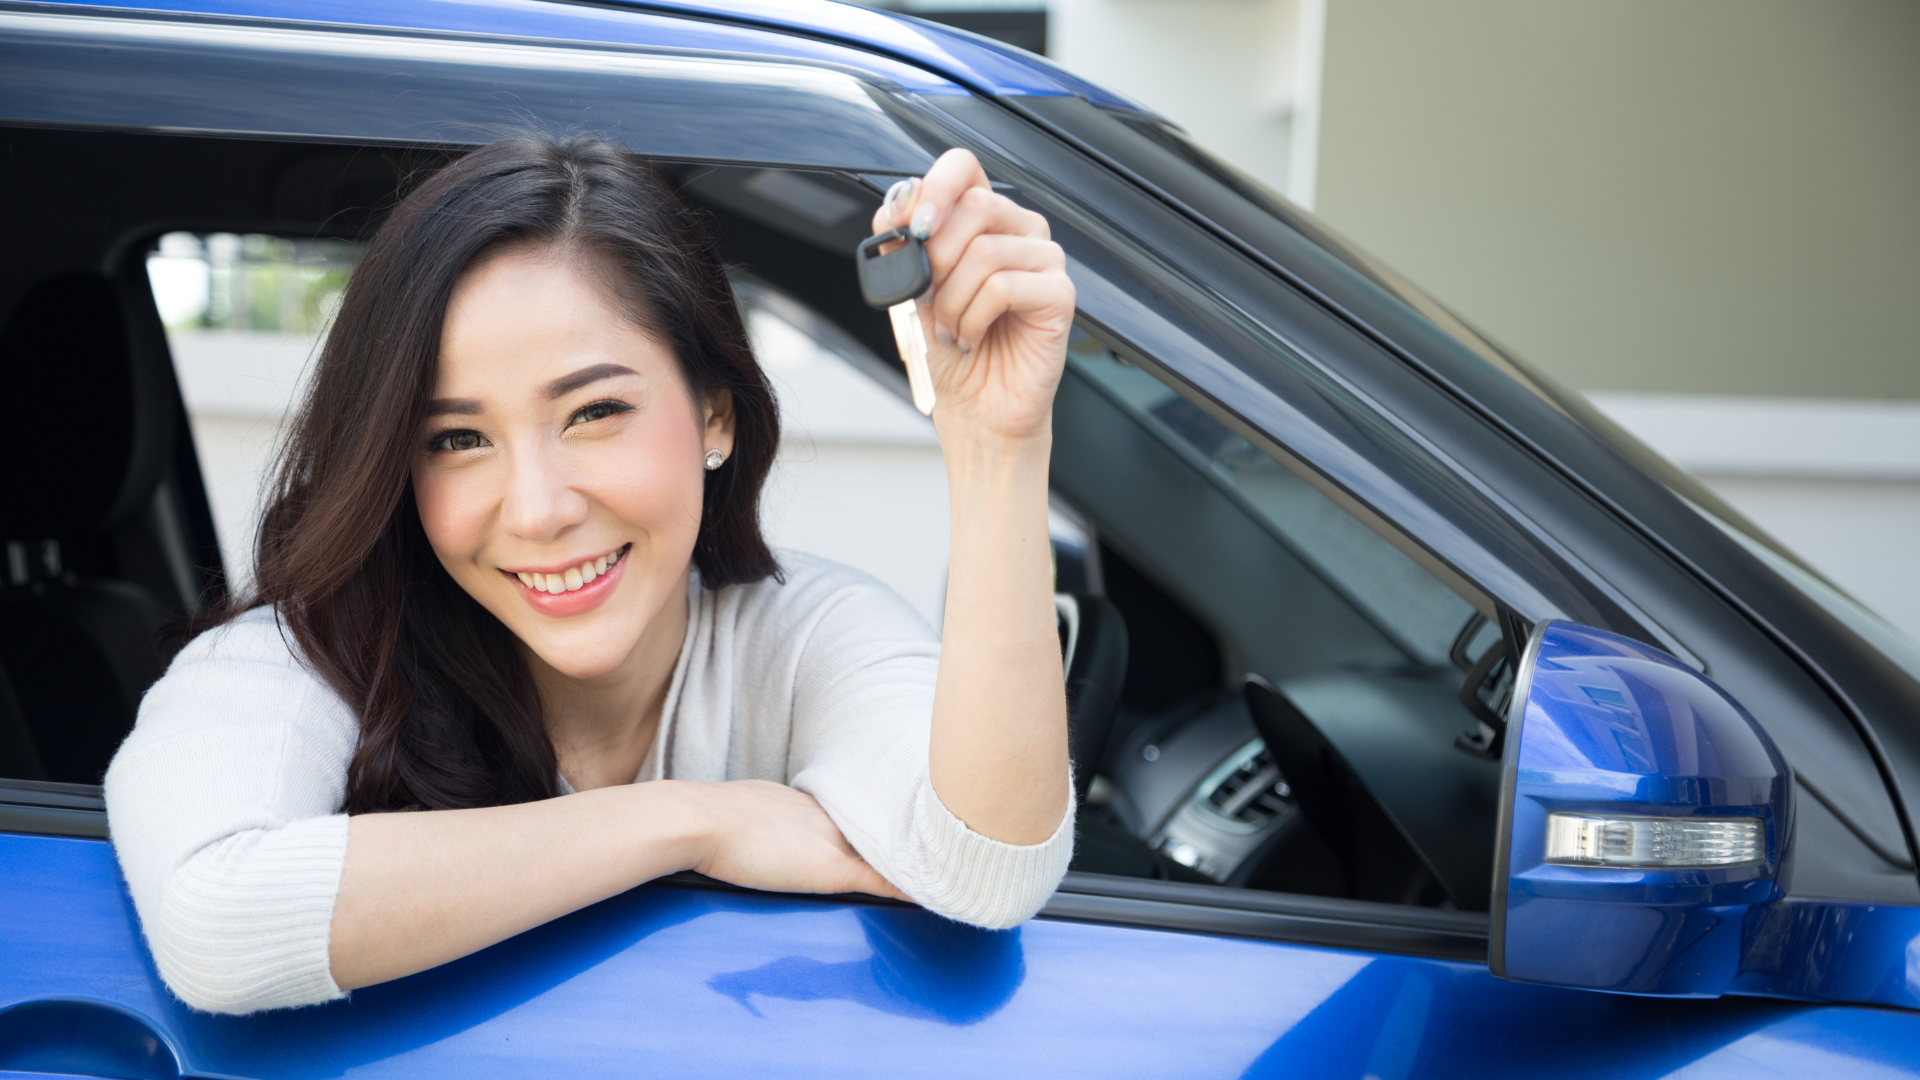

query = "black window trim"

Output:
[[1, 779, 108, 839]]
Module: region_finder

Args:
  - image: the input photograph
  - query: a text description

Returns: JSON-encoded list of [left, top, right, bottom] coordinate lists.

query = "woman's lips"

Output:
[[508, 546, 628, 617]]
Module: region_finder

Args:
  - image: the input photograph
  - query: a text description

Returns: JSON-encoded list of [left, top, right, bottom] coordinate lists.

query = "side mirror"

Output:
[[1491, 621, 1792, 997]]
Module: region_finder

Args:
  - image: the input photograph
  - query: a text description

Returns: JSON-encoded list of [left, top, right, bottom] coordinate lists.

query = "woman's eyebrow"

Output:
[[427, 398, 482, 416], [545, 363, 638, 399]]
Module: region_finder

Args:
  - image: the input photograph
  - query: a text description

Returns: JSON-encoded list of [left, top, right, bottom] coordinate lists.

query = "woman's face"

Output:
[[413, 247, 733, 682]]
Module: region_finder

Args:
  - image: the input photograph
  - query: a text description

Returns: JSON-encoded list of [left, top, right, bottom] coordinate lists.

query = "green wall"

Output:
[[1313, 0, 1920, 398]]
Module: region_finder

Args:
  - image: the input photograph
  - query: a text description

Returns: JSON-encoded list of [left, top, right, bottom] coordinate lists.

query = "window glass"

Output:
[[1066, 329, 1476, 668]]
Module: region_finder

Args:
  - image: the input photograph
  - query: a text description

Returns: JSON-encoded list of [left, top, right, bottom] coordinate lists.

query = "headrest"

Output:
[[0, 273, 175, 538]]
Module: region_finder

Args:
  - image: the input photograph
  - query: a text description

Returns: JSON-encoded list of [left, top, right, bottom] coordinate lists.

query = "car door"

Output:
[[1, 5, 1915, 1078]]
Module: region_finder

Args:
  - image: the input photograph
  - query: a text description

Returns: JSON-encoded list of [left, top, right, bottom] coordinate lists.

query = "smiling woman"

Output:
[[101, 134, 1078, 1014]]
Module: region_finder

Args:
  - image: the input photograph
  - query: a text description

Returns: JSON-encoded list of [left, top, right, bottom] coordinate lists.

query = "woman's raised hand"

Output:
[[873, 148, 1075, 446]]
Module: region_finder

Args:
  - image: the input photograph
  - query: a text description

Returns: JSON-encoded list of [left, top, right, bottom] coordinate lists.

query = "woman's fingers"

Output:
[[695, 780, 910, 902], [901, 148, 992, 236], [952, 271, 1075, 359], [922, 185, 1048, 270], [846, 861, 911, 901], [925, 234, 1066, 348], [870, 148, 990, 236]]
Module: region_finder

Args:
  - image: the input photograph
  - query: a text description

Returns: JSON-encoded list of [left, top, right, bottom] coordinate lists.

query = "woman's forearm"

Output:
[[929, 423, 1072, 846], [328, 782, 705, 990], [327, 776, 898, 992]]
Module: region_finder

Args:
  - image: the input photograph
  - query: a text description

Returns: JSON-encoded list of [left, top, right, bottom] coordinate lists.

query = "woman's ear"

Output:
[[703, 387, 737, 460]]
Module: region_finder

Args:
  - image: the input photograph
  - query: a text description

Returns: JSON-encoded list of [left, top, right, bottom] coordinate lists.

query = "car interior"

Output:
[[0, 126, 1522, 915]]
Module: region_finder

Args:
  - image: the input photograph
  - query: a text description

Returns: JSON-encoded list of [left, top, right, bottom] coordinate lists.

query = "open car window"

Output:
[[3, 113, 1523, 933]]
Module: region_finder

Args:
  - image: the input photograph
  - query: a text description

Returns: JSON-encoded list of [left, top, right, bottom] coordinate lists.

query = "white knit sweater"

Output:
[[103, 552, 1074, 1015]]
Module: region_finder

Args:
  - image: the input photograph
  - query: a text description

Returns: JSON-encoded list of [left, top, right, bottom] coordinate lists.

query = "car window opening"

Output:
[[4, 129, 1516, 924]]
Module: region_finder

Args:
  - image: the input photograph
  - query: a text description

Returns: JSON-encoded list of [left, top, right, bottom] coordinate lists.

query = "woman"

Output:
[[104, 135, 1077, 1014]]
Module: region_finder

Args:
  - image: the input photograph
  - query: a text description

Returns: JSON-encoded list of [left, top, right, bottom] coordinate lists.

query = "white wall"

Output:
[[1050, 0, 1324, 205]]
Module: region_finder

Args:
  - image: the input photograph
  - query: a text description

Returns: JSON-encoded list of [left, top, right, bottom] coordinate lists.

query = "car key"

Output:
[[857, 227, 936, 415]]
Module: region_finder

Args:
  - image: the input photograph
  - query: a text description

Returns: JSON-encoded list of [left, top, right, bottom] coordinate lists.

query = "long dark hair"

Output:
[[220, 135, 780, 813]]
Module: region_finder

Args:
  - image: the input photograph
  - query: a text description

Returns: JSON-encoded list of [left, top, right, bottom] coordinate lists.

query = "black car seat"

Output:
[[0, 273, 189, 783]]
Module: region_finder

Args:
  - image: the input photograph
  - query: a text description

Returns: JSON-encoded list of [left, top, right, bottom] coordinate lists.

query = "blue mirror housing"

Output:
[[1491, 621, 1793, 997]]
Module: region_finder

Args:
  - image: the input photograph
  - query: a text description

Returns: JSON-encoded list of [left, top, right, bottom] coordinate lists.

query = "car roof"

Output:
[[47, 0, 1152, 111]]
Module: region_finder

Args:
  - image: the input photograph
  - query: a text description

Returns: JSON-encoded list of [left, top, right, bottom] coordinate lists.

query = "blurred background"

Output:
[[149, 0, 1919, 641]]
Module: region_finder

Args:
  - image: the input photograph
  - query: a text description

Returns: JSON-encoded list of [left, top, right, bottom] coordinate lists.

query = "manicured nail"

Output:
[[909, 203, 937, 240], [956, 338, 972, 354], [883, 179, 910, 219], [934, 322, 954, 346]]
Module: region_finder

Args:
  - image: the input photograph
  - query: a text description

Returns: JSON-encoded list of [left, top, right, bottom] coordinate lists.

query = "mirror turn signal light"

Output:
[[1544, 813, 1764, 868]]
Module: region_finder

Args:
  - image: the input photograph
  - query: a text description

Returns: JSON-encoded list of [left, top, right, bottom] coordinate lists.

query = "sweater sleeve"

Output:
[[775, 561, 1074, 929], [103, 609, 356, 1014]]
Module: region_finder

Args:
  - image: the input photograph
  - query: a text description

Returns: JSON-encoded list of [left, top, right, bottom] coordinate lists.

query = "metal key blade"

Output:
[[888, 300, 936, 416]]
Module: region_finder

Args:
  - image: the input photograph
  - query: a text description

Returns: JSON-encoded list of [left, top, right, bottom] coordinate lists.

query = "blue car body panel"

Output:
[[3, 834, 1918, 1079], [44, 0, 1147, 107]]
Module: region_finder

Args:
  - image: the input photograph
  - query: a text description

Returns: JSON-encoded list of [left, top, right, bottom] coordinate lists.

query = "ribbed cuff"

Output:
[[906, 780, 1075, 929], [150, 814, 350, 1014]]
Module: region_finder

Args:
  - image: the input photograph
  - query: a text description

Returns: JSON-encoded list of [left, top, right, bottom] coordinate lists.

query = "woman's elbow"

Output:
[[143, 874, 345, 1015]]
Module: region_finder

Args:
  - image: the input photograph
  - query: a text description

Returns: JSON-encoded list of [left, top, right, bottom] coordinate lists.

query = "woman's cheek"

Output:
[[411, 462, 497, 568], [588, 427, 706, 541]]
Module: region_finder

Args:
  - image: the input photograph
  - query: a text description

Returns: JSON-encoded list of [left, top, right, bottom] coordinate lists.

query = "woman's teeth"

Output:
[[515, 546, 624, 594]]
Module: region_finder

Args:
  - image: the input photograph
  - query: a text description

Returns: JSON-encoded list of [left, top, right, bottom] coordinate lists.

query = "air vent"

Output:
[[1205, 748, 1292, 826]]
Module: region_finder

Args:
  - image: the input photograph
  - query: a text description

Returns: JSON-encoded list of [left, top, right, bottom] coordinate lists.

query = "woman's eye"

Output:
[[429, 431, 486, 453], [569, 400, 632, 427]]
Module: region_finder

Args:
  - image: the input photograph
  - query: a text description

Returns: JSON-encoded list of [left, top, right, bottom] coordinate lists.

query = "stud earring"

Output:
[[704, 449, 726, 470]]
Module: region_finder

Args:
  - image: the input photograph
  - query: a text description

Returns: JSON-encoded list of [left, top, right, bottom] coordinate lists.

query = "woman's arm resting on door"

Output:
[[329, 778, 902, 991]]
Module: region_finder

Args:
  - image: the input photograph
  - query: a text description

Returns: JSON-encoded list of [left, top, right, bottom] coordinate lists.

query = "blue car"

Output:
[[2, 2, 1918, 1076]]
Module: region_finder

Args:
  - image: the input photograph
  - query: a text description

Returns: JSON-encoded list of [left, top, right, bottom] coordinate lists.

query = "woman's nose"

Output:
[[499, 443, 590, 543]]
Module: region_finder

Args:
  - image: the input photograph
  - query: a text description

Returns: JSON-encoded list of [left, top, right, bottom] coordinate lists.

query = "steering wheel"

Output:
[[1056, 592, 1127, 801]]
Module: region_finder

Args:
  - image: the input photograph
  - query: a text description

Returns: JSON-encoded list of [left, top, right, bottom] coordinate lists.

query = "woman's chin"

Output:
[[524, 639, 638, 682]]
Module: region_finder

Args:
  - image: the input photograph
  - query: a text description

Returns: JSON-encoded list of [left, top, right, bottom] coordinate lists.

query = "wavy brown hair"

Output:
[[215, 135, 780, 813]]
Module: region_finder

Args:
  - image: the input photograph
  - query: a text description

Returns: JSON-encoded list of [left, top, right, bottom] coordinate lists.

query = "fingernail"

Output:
[[910, 203, 936, 240], [956, 338, 972, 354], [934, 322, 954, 346], [883, 179, 910, 218]]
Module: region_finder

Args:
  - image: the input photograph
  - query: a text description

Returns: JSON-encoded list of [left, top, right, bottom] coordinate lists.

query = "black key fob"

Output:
[[856, 228, 932, 309]]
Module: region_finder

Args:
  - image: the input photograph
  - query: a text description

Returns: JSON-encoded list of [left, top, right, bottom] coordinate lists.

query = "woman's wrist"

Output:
[[935, 419, 1051, 490], [623, 779, 720, 877]]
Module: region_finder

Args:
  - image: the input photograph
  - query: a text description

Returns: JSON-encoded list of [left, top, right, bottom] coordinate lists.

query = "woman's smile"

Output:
[[502, 542, 631, 617]]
